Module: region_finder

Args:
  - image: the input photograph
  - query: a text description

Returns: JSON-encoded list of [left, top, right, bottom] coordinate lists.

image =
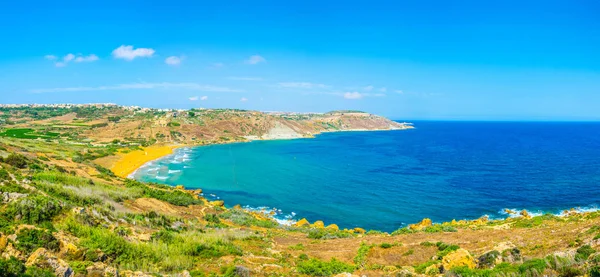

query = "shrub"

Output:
[[204, 214, 221, 224], [16, 228, 59, 252], [478, 250, 500, 268], [218, 209, 278, 228], [187, 241, 242, 258], [518, 258, 547, 274], [590, 266, 600, 277], [353, 242, 373, 268], [0, 168, 9, 180], [423, 224, 458, 233], [307, 229, 352, 240], [380, 243, 393, 249], [24, 267, 55, 277], [575, 245, 596, 261], [4, 154, 28, 169], [5, 195, 63, 224], [296, 258, 355, 276], [391, 227, 415, 235], [151, 229, 175, 243], [436, 242, 460, 258], [0, 256, 26, 277]]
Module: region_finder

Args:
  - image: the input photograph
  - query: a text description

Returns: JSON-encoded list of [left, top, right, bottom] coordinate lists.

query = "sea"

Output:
[[133, 121, 600, 232]]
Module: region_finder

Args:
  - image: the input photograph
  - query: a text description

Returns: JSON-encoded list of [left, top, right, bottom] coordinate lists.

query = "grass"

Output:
[[353, 242, 373, 268], [296, 258, 355, 276], [0, 128, 60, 139]]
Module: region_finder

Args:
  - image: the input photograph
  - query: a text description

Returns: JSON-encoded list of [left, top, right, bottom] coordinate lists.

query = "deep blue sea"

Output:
[[133, 121, 600, 232]]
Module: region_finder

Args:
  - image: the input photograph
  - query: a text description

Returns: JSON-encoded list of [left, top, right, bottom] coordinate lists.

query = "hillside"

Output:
[[1, 105, 600, 277]]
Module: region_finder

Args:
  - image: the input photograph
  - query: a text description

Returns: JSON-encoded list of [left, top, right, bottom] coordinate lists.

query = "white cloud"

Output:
[[112, 45, 155, 61], [245, 55, 266, 65], [30, 82, 243, 93], [165, 56, 182, 66], [240, 97, 248, 102], [395, 90, 404, 94], [344, 92, 363, 99], [189, 96, 199, 101], [47, 53, 98, 67], [63, 54, 75, 62], [228, 77, 263, 81], [278, 82, 330, 89], [363, 85, 374, 91], [201, 96, 208, 101], [379, 87, 387, 92], [342, 91, 386, 100], [74, 54, 99, 63]]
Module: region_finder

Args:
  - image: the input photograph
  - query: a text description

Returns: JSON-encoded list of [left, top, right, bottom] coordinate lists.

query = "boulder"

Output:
[[294, 218, 310, 227], [408, 218, 432, 231], [326, 224, 340, 231], [441, 249, 476, 271], [311, 220, 325, 228], [234, 265, 250, 277], [1, 243, 22, 260], [520, 210, 531, 219], [26, 248, 73, 277], [85, 262, 118, 277], [353, 227, 366, 234], [233, 204, 243, 210], [211, 200, 225, 207]]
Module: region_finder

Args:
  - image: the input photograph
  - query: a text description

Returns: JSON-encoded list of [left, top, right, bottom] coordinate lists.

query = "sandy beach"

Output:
[[111, 145, 180, 178]]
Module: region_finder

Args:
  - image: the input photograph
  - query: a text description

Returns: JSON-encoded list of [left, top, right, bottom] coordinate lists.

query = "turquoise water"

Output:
[[134, 121, 600, 232]]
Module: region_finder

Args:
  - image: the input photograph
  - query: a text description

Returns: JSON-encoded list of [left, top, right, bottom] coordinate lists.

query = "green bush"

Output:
[[353, 242, 373, 268], [436, 242, 460, 258], [4, 154, 28, 169], [5, 195, 63, 224], [0, 168, 9, 180], [575, 245, 596, 261], [380, 243, 393, 249], [124, 179, 203, 206], [307, 229, 352, 240], [478, 250, 500, 268], [518, 258, 547, 274], [16, 228, 59, 252], [187, 241, 242, 258], [590, 266, 600, 277], [0, 256, 26, 277], [219, 209, 278, 228], [391, 227, 415, 235], [296, 258, 355, 276]]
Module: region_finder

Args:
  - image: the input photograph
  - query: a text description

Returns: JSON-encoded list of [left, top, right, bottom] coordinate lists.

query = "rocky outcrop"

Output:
[[294, 218, 310, 227], [311, 220, 325, 228], [441, 249, 476, 271], [26, 248, 73, 277], [408, 218, 432, 231], [1, 192, 27, 203]]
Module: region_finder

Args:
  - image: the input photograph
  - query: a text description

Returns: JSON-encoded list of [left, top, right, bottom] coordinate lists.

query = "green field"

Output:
[[0, 128, 61, 139]]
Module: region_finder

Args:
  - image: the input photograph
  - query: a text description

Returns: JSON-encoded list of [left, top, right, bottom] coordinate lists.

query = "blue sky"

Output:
[[1, 1, 599, 120]]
